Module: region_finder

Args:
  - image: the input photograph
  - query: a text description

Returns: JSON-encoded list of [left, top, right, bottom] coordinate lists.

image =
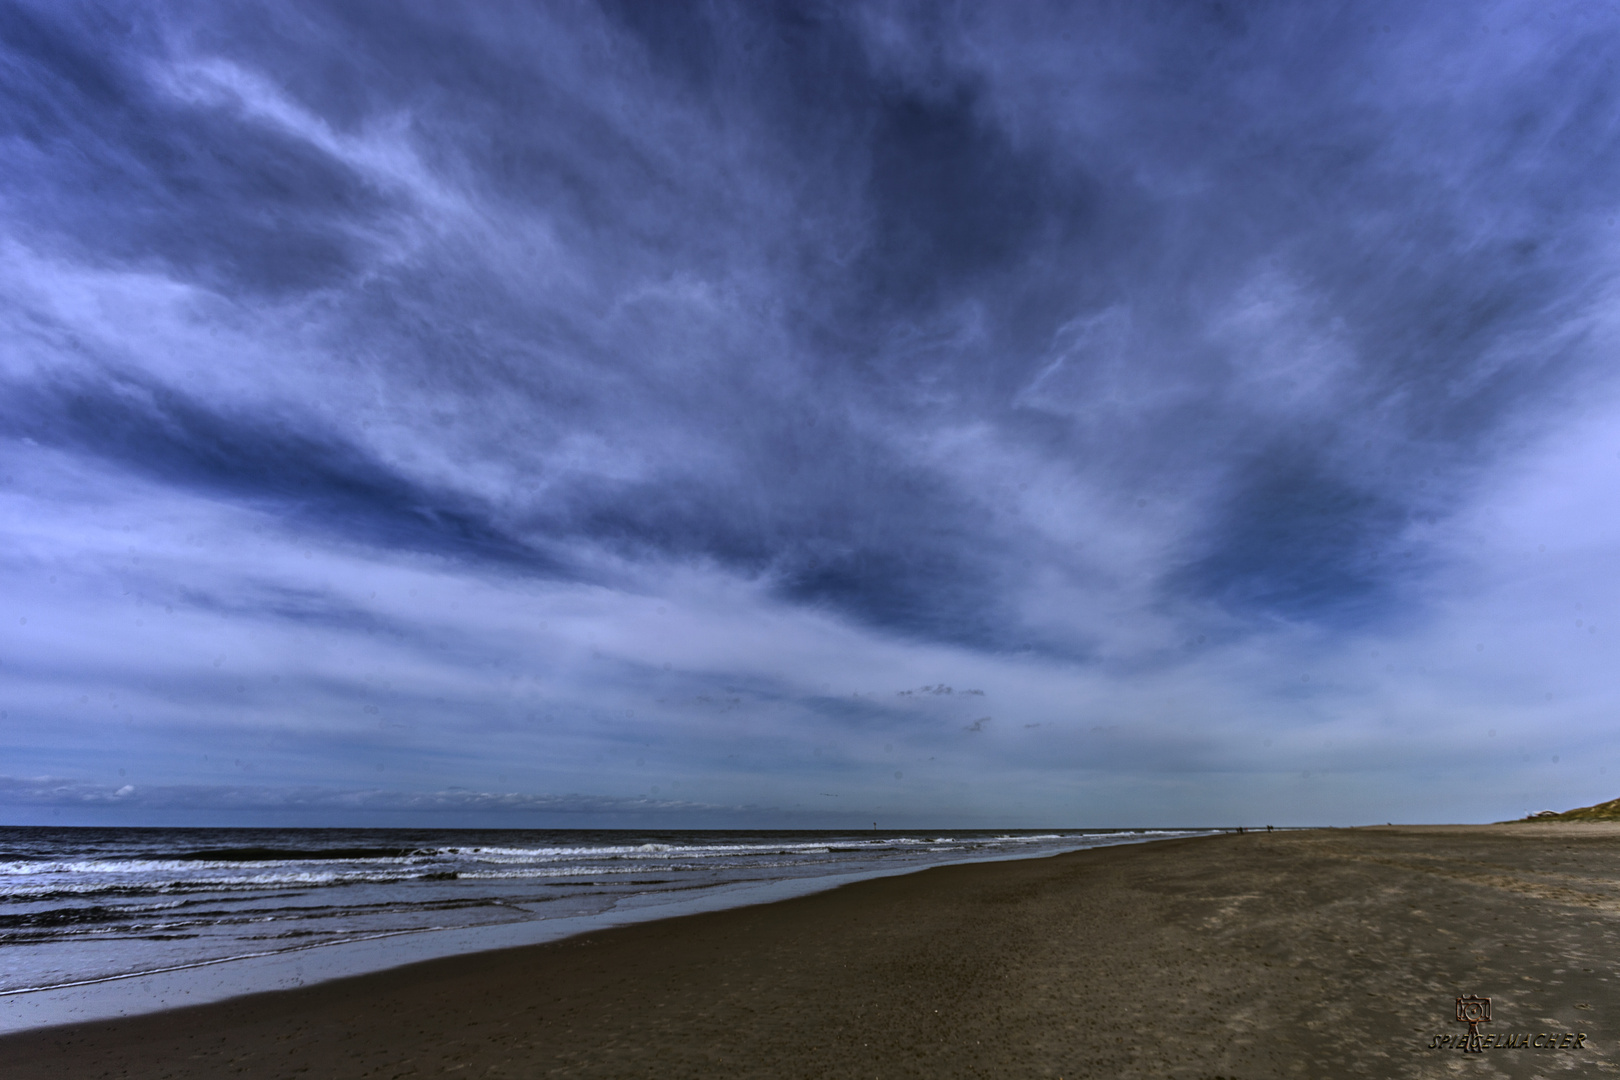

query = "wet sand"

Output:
[[4, 824, 1619, 1079]]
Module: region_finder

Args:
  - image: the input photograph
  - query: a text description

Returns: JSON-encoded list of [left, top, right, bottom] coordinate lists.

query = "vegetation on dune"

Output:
[[1518, 797, 1620, 822]]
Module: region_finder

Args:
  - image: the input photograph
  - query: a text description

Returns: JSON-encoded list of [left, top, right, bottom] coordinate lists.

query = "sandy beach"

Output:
[[4, 824, 1617, 1079]]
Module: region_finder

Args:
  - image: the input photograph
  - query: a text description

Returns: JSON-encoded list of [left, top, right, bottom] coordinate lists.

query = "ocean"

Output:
[[0, 826, 1214, 1016]]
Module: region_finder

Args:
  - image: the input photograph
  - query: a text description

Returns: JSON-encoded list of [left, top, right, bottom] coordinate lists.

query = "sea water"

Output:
[[0, 826, 1214, 1029]]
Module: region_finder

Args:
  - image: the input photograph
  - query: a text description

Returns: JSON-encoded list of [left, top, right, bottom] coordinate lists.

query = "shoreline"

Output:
[[5, 824, 1617, 1078], [0, 829, 1210, 1035]]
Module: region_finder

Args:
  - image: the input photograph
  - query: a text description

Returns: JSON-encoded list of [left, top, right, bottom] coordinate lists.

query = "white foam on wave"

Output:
[[1, 838, 994, 886]]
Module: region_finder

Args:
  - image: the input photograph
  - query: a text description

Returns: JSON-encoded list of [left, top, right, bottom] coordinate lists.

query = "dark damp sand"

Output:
[[6, 826, 1620, 1080]]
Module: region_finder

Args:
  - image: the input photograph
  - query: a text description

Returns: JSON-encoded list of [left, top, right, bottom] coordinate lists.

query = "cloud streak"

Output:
[[0, 775, 721, 813]]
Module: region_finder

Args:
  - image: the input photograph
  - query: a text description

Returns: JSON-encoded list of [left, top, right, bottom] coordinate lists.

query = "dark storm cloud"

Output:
[[0, 370, 557, 573], [1171, 450, 1415, 623], [0, 3, 399, 295], [854, 85, 1088, 315], [561, 462, 1009, 645]]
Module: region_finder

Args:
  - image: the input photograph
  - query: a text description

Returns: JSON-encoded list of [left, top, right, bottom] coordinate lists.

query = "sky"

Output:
[[3, 0, 1620, 829]]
